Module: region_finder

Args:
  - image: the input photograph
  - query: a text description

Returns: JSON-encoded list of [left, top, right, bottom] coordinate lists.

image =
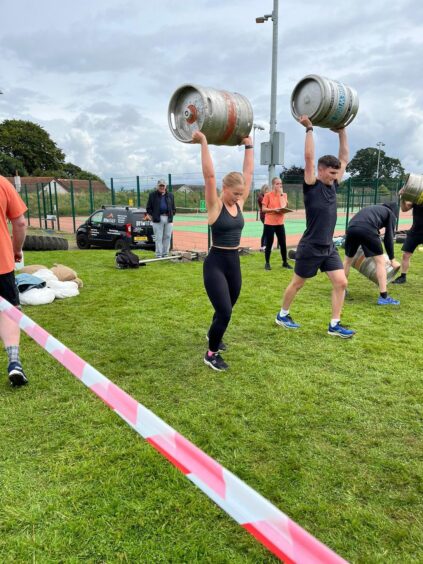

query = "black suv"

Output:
[[76, 206, 155, 250]]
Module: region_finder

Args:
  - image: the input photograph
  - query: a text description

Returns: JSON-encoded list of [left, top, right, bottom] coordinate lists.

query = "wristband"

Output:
[[306, 127, 313, 132], [244, 145, 254, 149]]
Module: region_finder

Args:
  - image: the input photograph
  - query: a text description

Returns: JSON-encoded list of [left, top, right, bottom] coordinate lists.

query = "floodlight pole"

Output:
[[256, 0, 279, 186], [376, 141, 385, 180], [375, 141, 385, 204], [269, 0, 279, 185]]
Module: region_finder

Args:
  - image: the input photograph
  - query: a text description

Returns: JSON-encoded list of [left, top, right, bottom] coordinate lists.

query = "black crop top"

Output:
[[210, 203, 245, 247]]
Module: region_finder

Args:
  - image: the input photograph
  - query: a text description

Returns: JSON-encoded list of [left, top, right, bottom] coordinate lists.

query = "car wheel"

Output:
[[77, 234, 91, 249]]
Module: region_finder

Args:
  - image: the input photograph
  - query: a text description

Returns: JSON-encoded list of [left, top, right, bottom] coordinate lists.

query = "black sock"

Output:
[[400, 273, 407, 280], [380, 292, 388, 299]]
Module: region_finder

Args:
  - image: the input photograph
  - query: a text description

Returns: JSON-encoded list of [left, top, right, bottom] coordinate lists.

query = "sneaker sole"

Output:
[[377, 303, 400, 306], [327, 330, 355, 339], [8, 370, 29, 387], [203, 358, 226, 371], [275, 319, 299, 329]]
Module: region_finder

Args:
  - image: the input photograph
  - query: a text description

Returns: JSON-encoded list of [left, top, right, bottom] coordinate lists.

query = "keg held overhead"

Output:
[[290, 74, 359, 129], [401, 173, 423, 205], [168, 84, 253, 146]]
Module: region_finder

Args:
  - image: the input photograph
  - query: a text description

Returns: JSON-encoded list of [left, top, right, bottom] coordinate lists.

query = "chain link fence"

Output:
[[18, 174, 404, 236]]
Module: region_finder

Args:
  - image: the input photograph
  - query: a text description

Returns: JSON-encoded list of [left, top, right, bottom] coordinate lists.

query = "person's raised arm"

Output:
[[11, 214, 26, 263], [192, 131, 218, 212], [239, 136, 253, 203], [300, 115, 316, 185], [335, 127, 349, 182]]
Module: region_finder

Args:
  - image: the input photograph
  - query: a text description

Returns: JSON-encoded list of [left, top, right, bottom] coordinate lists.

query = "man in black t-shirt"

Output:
[[343, 203, 401, 304], [275, 115, 355, 338], [392, 188, 423, 284]]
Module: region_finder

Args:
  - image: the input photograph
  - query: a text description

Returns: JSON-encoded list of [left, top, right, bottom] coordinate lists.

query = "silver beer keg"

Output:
[[168, 84, 253, 145], [291, 75, 359, 129], [401, 173, 423, 205], [351, 247, 399, 285]]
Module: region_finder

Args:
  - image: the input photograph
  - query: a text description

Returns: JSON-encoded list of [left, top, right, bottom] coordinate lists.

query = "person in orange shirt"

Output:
[[0, 176, 28, 387], [262, 177, 292, 270]]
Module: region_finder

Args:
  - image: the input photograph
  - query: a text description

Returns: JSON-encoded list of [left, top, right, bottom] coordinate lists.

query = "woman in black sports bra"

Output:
[[192, 130, 253, 372]]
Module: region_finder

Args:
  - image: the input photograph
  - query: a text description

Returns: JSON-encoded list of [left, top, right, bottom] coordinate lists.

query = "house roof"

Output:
[[6, 176, 108, 192]]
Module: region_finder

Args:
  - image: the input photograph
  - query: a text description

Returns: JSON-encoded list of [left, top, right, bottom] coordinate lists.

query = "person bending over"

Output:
[[393, 189, 423, 284], [275, 115, 355, 338], [343, 203, 401, 304], [192, 130, 253, 371]]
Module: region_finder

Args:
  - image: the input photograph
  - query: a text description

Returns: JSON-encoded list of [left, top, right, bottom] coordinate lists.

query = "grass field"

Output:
[[1, 247, 422, 562]]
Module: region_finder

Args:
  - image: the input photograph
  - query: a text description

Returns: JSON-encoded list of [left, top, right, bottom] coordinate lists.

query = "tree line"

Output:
[[0, 118, 407, 183], [282, 147, 405, 180], [0, 119, 102, 181]]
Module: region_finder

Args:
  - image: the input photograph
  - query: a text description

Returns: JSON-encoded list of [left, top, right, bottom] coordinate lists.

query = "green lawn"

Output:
[[1, 247, 422, 563]]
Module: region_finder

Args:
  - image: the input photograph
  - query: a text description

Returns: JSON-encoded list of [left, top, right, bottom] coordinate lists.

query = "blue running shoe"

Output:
[[275, 313, 300, 329], [8, 362, 29, 387], [377, 296, 400, 305], [327, 322, 356, 339]]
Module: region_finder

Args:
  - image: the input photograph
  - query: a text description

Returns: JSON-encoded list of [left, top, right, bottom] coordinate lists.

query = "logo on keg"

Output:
[[330, 83, 346, 123]]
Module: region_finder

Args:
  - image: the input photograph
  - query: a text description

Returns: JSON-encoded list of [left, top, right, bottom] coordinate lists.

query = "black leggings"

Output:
[[264, 224, 287, 263], [260, 217, 267, 247], [203, 247, 242, 353]]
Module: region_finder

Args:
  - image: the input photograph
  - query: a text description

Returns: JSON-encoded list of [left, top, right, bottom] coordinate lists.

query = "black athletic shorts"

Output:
[[294, 241, 343, 278], [0, 271, 20, 306], [345, 225, 383, 258], [402, 231, 423, 254]]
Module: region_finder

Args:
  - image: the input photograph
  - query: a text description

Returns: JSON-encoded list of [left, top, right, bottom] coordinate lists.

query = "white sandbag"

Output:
[[32, 269, 59, 283], [19, 287, 56, 306], [46, 279, 79, 299]]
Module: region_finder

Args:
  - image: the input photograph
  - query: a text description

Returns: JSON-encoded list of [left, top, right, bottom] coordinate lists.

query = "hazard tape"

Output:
[[0, 296, 347, 563]]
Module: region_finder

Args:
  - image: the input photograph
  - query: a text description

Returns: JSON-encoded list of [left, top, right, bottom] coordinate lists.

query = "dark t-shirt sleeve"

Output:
[[383, 213, 396, 259]]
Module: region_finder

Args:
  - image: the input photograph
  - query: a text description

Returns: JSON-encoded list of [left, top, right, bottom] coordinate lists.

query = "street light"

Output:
[[252, 123, 265, 207], [256, 1, 279, 186], [376, 141, 385, 180], [252, 123, 265, 148], [375, 141, 385, 204]]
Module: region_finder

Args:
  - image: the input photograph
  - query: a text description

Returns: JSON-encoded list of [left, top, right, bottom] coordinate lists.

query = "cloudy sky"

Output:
[[0, 0, 422, 184]]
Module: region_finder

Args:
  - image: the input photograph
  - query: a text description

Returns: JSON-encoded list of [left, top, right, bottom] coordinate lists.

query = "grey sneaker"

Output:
[[204, 352, 228, 371]]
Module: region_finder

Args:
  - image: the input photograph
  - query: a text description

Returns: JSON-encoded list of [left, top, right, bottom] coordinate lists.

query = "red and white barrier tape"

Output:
[[0, 297, 347, 563]]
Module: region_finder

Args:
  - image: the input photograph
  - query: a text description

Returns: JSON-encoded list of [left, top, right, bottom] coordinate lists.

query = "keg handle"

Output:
[[343, 111, 357, 127]]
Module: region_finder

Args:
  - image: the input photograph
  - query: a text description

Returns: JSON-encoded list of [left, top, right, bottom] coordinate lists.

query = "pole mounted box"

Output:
[[260, 133, 285, 166], [260, 142, 272, 165], [272, 131, 285, 165]]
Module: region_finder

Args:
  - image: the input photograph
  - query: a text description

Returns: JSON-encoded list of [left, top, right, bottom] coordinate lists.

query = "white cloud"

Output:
[[0, 0, 422, 180]]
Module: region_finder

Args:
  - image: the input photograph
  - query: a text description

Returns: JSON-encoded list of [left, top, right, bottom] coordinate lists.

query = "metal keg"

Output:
[[288, 249, 297, 260], [351, 246, 399, 285], [290, 74, 359, 129], [168, 84, 253, 145], [401, 173, 423, 205]]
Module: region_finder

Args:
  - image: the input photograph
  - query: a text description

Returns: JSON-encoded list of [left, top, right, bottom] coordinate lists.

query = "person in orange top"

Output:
[[0, 176, 28, 386], [262, 177, 292, 270]]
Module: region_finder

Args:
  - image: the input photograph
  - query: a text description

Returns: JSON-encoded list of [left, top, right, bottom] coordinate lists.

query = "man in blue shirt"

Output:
[[146, 179, 176, 258]]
